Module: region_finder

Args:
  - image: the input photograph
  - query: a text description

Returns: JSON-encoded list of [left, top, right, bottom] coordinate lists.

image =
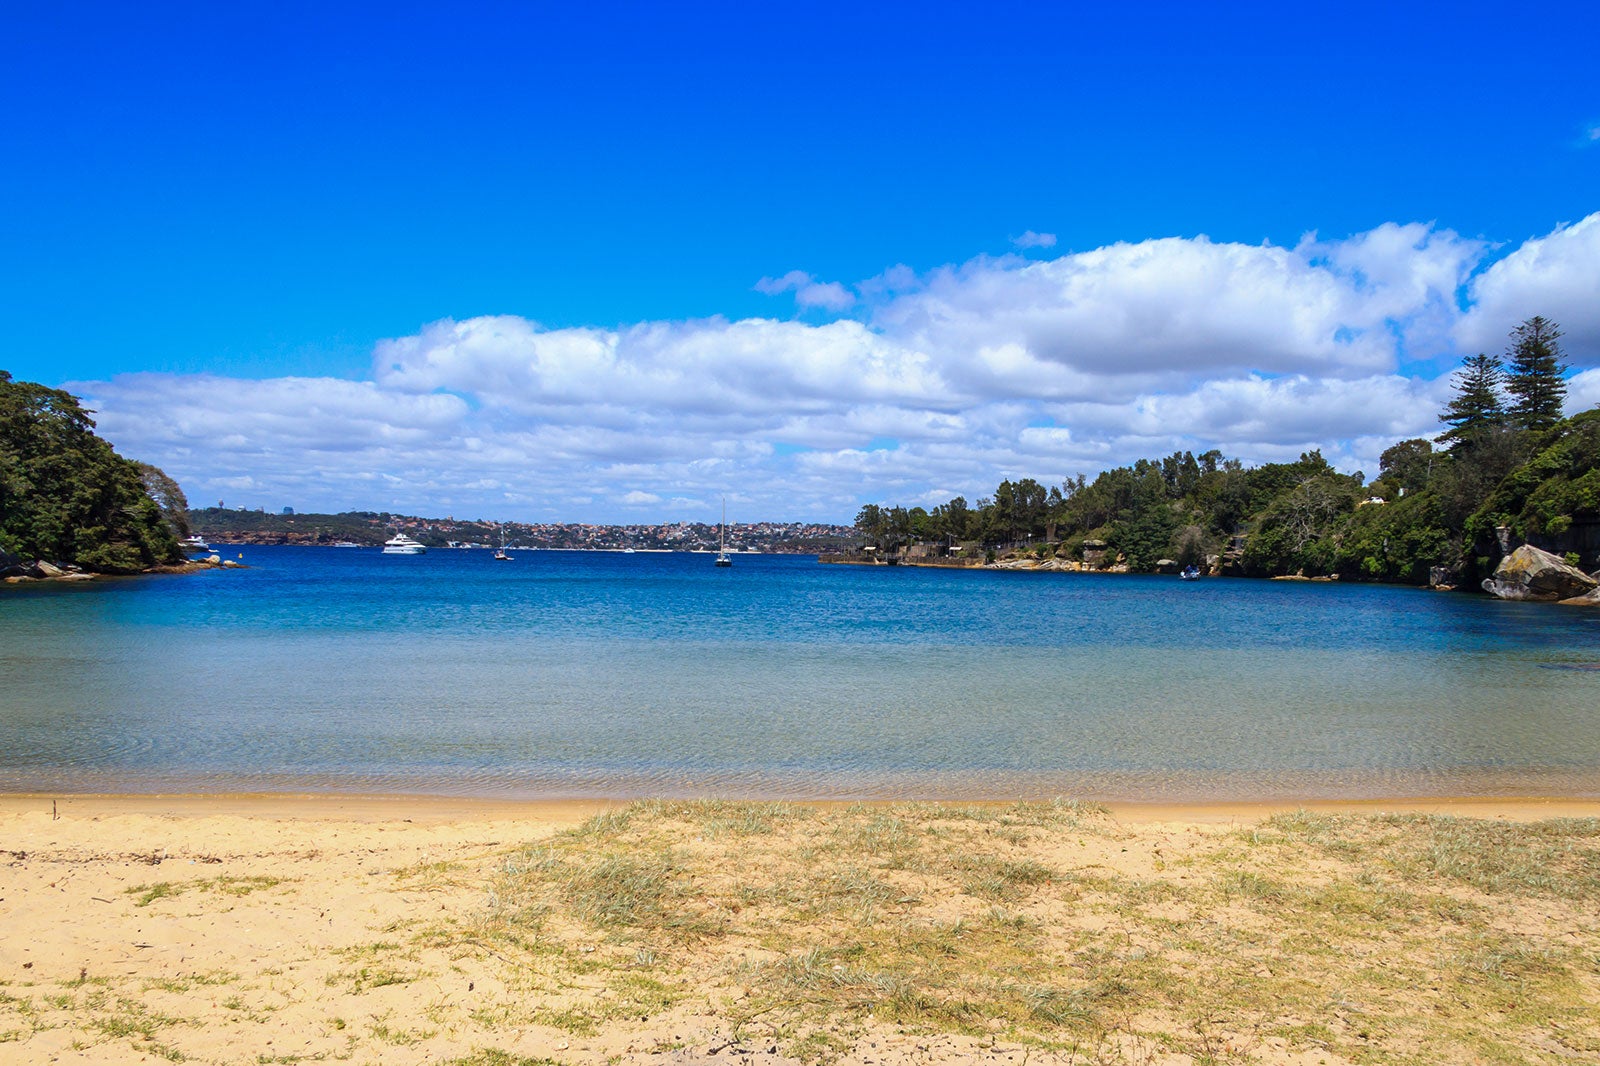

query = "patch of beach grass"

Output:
[[143, 970, 241, 995], [86, 994, 193, 1061], [368, 1013, 437, 1046], [1254, 810, 1600, 899], [124, 874, 293, 907], [324, 964, 421, 993], [127, 881, 182, 907], [471, 799, 1135, 1049], [438, 1051, 564, 1066]]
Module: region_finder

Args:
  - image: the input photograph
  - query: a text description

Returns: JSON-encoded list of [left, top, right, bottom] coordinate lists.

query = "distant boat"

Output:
[[182, 534, 210, 552], [382, 533, 427, 555], [1180, 565, 1201, 580], [715, 499, 733, 567], [331, 541, 361, 548], [494, 525, 512, 561]]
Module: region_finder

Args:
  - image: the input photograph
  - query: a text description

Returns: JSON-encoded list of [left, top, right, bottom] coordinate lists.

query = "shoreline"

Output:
[[7, 789, 1599, 824]]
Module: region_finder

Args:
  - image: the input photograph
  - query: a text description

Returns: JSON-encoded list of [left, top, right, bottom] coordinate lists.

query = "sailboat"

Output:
[[494, 524, 512, 561], [715, 498, 733, 567]]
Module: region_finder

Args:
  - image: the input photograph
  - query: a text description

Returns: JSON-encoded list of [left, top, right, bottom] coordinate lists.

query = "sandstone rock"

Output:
[[1559, 586, 1600, 607], [1481, 545, 1600, 602], [34, 560, 65, 578]]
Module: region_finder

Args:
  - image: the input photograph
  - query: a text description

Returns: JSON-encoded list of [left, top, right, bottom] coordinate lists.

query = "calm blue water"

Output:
[[2, 546, 1598, 801]]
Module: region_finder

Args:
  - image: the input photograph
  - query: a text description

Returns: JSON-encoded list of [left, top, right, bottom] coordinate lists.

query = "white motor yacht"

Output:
[[381, 533, 428, 555]]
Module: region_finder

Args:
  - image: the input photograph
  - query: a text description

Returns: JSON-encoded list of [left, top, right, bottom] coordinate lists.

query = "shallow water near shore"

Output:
[[3, 546, 1599, 801]]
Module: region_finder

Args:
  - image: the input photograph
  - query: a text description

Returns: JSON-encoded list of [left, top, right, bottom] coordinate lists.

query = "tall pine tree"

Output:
[[1504, 316, 1568, 431], [1436, 352, 1506, 452]]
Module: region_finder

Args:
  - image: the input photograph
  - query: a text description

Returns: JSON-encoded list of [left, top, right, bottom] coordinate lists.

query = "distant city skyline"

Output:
[[4, 3, 1598, 523]]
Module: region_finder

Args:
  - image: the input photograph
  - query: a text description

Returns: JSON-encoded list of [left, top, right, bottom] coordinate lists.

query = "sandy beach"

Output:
[[3, 793, 1598, 1065]]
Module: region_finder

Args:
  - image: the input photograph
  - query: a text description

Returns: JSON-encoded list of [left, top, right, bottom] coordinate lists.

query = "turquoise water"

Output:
[[2, 546, 1598, 800]]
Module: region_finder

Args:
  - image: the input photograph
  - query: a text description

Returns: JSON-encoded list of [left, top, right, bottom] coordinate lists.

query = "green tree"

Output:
[[1504, 316, 1568, 432], [853, 503, 888, 549], [1335, 492, 1452, 583], [0, 371, 182, 571], [1376, 438, 1434, 497], [136, 461, 191, 540], [1436, 353, 1506, 453], [886, 505, 912, 550], [1110, 467, 1179, 571], [1011, 477, 1049, 539], [931, 495, 972, 543]]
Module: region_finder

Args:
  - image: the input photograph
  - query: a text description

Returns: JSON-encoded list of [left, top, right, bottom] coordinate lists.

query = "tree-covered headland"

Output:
[[852, 317, 1597, 584], [1, 370, 187, 573]]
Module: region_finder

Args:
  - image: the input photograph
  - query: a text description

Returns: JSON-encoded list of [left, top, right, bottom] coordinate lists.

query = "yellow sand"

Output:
[[2, 793, 1597, 1065]]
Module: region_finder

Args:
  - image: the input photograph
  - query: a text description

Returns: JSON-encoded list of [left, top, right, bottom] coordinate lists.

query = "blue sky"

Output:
[[3, 3, 1598, 520]]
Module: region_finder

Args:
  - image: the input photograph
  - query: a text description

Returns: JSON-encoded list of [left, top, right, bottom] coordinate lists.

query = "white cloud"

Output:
[[755, 270, 855, 311], [77, 215, 1600, 522], [1456, 212, 1600, 363], [870, 227, 1481, 392], [1568, 367, 1600, 415], [1012, 230, 1057, 249]]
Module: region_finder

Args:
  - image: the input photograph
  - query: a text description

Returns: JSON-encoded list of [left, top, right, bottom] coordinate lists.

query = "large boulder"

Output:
[[1482, 545, 1600, 602]]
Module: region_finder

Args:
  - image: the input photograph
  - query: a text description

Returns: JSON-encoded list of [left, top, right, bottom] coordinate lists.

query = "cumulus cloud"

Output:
[[1568, 367, 1600, 415], [77, 215, 1600, 522], [873, 225, 1482, 387], [1012, 230, 1057, 249], [754, 270, 855, 312], [1455, 212, 1600, 362]]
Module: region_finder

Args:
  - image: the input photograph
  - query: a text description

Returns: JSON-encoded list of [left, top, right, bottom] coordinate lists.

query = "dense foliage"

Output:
[[853, 318, 1597, 584], [0, 371, 184, 572]]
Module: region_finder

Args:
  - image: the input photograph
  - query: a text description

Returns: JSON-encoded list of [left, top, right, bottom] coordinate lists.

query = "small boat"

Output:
[[1180, 565, 1201, 580], [715, 498, 733, 567], [182, 534, 210, 552], [494, 526, 512, 561], [381, 533, 427, 555]]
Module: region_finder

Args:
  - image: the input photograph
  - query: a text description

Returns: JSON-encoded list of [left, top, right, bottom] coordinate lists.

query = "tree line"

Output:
[[853, 316, 1593, 583]]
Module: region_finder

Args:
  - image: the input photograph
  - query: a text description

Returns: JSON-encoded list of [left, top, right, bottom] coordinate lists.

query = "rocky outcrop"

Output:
[[1, 558, 96, 584], [1481, 545, 1600, 602]]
